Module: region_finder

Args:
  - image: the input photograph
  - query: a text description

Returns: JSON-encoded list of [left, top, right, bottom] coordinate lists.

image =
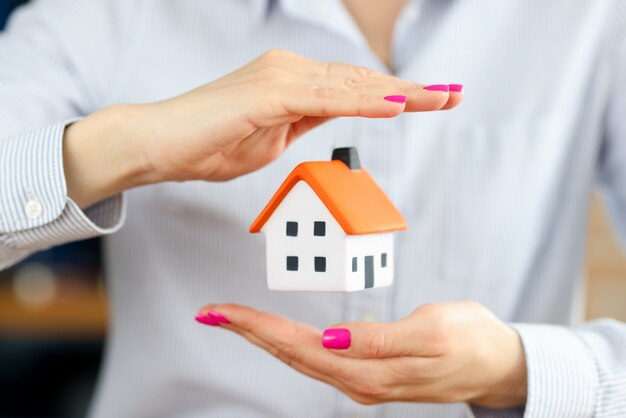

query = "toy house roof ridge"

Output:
[[249, 160, 408, 235]]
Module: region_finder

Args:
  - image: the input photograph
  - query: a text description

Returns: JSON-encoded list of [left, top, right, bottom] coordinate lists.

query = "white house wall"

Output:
[[263, 181, 348, 291], [345, 233, 394, 291]]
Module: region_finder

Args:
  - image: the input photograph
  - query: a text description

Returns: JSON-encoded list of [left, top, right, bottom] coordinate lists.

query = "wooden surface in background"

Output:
[[586, 194, 626, 321], [0, 279, 107, 337]]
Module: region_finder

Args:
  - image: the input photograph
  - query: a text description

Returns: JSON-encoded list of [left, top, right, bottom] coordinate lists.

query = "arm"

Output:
[[0, 1, 462, 270]]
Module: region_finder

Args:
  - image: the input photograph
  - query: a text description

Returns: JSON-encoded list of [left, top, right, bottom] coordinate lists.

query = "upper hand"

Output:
[[63, 49, 461, 208], [127, 49, 462, 183], [196, 300, 527, 408]]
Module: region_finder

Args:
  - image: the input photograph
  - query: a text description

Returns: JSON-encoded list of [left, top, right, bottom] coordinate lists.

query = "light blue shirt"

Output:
[[1, 0, 625, 417]]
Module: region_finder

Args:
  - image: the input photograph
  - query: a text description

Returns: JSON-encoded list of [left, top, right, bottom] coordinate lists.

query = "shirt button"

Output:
[[25, 199, 43, 219]]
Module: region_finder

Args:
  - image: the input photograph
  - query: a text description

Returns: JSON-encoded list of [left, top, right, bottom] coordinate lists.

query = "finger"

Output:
[[402, 85, 451, 112], [199, 304, 358, 380], [236, 323, 403, 404], [285, 84, 461, 141], [287, 79, 451, 116], [320, 62, 416, 89], [196, 304, 400, 403], [317, 63, 460, 112], [439, 84, 464, 110], [236, 320, 403, 403], [230, 323, 347, 388], [196, 304, 353, 391], [197, 304, 336, 377], [280, 84, 408, 119], [322, 318, 440, 360]]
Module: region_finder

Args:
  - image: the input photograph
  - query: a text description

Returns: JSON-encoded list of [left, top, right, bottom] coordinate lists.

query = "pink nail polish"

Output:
[[322, 328, 351, 350], [448, 84, 463, 92], [383, 95, 407, 103], [195, 313, 220, 326], [207, 311, 231, 324], [423, 84, 450, 92]]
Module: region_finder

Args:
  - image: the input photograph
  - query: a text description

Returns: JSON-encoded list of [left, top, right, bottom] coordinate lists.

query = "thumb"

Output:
[[321, 319, 426, 359]]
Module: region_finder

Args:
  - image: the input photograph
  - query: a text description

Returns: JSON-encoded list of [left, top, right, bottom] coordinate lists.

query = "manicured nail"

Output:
[[448, 84, 463, 92], [384, 95, 407, 103], [195, 313, 220, 326], [322, 328, 351, 350], [207, 311, 231, 324], [423, 84, 450, 92]]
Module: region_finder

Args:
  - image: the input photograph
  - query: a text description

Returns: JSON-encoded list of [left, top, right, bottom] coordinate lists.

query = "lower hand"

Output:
[[196, 301, 527, 408], [63, 49, 462, 208]]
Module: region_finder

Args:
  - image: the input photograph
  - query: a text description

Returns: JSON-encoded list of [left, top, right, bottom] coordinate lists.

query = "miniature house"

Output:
[[250, 147, 408, 292]]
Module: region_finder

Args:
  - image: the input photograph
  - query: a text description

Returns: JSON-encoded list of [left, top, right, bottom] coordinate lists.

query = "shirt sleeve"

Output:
[[0, 120, 126, 271], [0, 0, 133, 270], [467, 326, 590, 418], [469, 320, 626, 418]]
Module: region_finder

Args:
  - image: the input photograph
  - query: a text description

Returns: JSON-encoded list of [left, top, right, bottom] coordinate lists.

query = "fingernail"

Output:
[[383, 95, 407, 103], [448, 84, 463, 92], [195, 313, 220, 326], [207, 311, 231, 324], [322, 328, 351, 350], [423, 84, 450, 92]]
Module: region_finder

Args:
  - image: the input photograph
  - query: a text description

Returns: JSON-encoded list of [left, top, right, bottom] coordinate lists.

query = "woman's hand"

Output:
[[63, 49, 462, 208], [195, 301, 527, 409]]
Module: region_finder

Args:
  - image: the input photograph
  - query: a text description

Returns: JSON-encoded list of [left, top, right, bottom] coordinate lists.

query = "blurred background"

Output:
[[1, 2, 625, 418]]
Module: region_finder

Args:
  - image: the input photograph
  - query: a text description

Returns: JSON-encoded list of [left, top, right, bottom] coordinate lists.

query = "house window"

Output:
[[352, 257, 357, 272], [381, 253, 387, 268], [314, 221, 326, 236], [286, 221, 298, 237], [314, 256, 326, 272], [286, 256, 298, 271]]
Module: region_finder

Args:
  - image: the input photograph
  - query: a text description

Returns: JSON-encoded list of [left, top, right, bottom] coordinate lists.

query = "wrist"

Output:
[[63, 104, 159, 208], [471, 325, 528, 408]]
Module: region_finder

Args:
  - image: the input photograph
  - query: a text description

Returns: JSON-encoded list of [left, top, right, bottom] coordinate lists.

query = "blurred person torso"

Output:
[[2, 0, 624, 417]]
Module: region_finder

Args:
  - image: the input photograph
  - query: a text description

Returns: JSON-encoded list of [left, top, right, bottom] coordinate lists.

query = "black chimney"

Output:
[[331, 147, 361, 170]]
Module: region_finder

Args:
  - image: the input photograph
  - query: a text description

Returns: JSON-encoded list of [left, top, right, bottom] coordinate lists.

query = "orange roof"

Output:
[[249, 160, 408, 235]]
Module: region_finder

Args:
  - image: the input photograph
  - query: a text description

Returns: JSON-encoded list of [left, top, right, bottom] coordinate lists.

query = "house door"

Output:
[[364, 255, 374, 289]]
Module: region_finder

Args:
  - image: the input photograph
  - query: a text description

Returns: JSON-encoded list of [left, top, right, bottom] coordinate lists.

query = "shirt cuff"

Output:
[[0, 118, 126, 262], [510, 323, 598, 418], [10, 194, 126, 252], [0, 120, 74, 233]]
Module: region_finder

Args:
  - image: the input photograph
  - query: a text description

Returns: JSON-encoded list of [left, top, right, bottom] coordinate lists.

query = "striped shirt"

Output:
[[1, 0, 625, 417]]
